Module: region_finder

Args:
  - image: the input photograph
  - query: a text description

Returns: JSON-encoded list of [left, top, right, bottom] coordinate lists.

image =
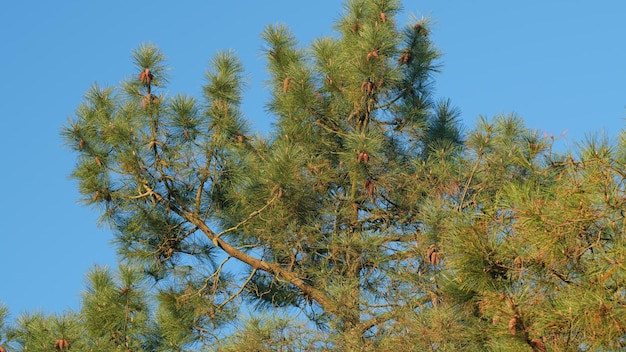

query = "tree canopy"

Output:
[[1, 0, 625, 351]]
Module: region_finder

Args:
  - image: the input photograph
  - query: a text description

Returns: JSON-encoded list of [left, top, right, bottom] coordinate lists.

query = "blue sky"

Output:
[[1, 1, 625, 318]]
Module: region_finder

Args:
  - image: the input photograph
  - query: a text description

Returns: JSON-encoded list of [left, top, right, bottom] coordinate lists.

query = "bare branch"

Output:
[[218, 268, 257, 309]]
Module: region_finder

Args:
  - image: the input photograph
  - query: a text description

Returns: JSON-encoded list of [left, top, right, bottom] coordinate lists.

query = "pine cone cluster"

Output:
[[139, 68, 153, 85], [54, 338, 70, 351], [357, 151, 370, 163], [427, 246, 441, 266]]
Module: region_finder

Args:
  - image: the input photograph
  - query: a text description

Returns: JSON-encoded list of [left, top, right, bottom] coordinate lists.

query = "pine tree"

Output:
[[418, 115, 626, 351], [26, 0, 623, 350], [59, 0, 461, 349]]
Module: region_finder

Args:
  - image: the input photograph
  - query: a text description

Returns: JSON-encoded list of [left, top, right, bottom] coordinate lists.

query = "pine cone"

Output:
[[361, 81, 369, 93], [141, 93, 160, 107], [139, 68, 153, 85], [427, 246, 441, 265], [351, 22, 360, 34], [433, 252, 441, 266], [366, 50, 379, 61], [54, 339, 70, 351], [414, 23, 429, 36], [508, 317, 517, 335], [357, 151, 369, 163], [531, 338, 546, 352], [361, 80, 376, 96], [398, 50, 414, 65]]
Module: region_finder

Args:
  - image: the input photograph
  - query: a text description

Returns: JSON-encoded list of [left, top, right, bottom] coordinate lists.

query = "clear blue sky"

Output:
[[1, 1, 625, 318]]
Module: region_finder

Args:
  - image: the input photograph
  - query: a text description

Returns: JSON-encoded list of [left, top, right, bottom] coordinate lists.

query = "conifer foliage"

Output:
[[62, 0, 462, 348], [2, 0, 624, 351]]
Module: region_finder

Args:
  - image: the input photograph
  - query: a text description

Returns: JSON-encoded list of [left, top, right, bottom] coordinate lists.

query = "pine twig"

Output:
[[218, 269, 257, 309], [458, 153, 482, 211], [213, 189, 282, 244]]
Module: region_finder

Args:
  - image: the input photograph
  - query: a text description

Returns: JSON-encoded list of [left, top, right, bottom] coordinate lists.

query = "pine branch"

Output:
[[145, 183, 338, 315], [195, 212, 336, 314]]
